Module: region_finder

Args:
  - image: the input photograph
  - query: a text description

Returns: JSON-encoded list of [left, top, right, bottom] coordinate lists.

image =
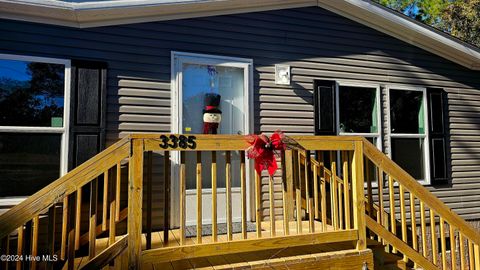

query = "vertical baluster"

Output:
[[16, 225, 24, 270], [399, 185, 407, 262], [420, 201, 427, 258], [295, 151, 302, 234], [103, 170, 109, 232], [410, 193, 417, 268], [269, 175, 276, 237], [163, 151, 170, 245], [313, 159, 319, 222], [179, 151, 186, 246], [343, 152, 351, 229], [388, 175, 397, 253], [469, 240, 475, 270], [31, 216, 39, 270], [337, 180, 343, 230], [115, 162, 121, 222], [89, 178, 98, 258], [459, 234, 465, 270], [60, 197, 68, 261], [312, 162, 319, 231], [474, 243, 480, 270], [255, 171, 262, 238], [305, 150, 314, 233], [146, 152, 153, 249], [366, 160, 373, 221], [431, 209, 438, 266], [109, 166, 117, 248], [47, 205, 56, 270], [331, 159, 338, 230], [321, 158, 327, 232], [377, 168, 384, 243], [212, 151, 218, 242], [240, 151, 248, 239], [281, 150, 290, 236], [196, 152, 203, 244], [440, 217, 447, 269], [67, 193, 77, 270], [226, 151, 233, 241], [75, 187, 82, 250], [450, 225, 457, 270]]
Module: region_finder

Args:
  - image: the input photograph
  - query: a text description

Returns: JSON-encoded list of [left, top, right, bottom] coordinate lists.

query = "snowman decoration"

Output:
[[202, 93, 222, 134]]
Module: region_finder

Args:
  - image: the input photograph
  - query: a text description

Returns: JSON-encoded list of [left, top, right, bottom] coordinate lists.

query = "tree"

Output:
[[374, 0, 480, 47], [442, 0, 480, 47]]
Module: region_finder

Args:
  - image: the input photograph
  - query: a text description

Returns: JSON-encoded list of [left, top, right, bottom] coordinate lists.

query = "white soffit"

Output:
[[1, 0, 480, 70]]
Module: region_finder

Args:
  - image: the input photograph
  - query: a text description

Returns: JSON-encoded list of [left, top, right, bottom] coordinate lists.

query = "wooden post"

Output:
[[352, 140, 366, 250], [343, 152, 351, 230], [255, 172, 262, 238], [128, 138, 144, 270]]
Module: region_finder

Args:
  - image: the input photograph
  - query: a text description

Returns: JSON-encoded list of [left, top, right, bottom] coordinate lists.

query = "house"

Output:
[[0, 0, 480, 269]]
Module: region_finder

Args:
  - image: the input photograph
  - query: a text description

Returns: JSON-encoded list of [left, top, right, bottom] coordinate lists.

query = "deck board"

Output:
[[75, 220, 351, 269]]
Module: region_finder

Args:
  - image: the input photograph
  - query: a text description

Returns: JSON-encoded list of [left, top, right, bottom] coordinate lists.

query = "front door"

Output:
[[172, 52, 252, 227]]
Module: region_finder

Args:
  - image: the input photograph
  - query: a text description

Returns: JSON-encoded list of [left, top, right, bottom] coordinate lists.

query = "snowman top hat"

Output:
[[203, 93, 222, 114]]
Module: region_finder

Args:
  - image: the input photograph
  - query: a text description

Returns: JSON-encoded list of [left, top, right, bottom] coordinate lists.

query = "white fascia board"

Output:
[[317, 0, 480, 71], [0, 0, 317, 27]]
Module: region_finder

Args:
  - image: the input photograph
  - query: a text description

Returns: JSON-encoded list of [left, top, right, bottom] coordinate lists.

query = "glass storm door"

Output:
[[172, 52, 252, 227]]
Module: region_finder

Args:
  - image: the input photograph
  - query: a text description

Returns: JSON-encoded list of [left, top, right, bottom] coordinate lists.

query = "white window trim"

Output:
[[170, 51, 254, 226], [0, 53, 71, 201], [386, 85, 431, 185], [335, 81, 383, 151]]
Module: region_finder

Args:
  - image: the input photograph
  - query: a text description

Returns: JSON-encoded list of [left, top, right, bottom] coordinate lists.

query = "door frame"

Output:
[[170, 51, 254, 227]]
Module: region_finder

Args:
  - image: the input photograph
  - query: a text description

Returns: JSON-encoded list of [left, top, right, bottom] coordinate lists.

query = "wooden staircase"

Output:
[[0, 134, 479, 269]]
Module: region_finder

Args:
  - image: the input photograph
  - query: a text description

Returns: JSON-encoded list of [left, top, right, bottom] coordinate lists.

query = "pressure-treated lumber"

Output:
[[352, 141, 366, 250], [142, 229, 358, 264], [0, 137, 130, 239], [80, 235, 128, 270], [365, 216, 437, 270], [127, 139, 144, 270], [363, 138, 480, 244]]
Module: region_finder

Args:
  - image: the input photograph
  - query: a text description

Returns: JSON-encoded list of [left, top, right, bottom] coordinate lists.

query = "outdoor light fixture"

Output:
[[275, 64, 291, 85]]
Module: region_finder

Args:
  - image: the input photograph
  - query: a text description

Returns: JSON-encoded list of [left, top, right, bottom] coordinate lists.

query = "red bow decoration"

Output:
[[246, 131, 286, 176]]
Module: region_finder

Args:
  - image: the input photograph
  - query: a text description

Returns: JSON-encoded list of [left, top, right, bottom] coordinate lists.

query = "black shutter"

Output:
[[68, 60, 107, 170], [314, 80, 336, 135], [426, 88, 449, 184]]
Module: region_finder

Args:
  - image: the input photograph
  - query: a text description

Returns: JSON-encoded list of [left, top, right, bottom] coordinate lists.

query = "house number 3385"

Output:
[[159, 135, 197, 149]]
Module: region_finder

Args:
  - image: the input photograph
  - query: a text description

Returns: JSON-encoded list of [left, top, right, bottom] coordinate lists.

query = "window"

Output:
[[0, 54, 70, 197], [388, 87, 430, 183], [337, 84, 381, 149]]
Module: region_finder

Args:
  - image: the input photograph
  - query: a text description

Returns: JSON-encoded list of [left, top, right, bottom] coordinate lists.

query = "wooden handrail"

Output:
[[0, 136, 130, 239], [362, 138, 480, 244]]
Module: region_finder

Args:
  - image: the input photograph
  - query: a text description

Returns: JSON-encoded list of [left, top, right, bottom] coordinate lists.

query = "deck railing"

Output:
[[1, 134, 479, 269]]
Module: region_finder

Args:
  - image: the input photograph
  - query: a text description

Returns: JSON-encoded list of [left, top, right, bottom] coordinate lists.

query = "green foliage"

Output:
[[374, 0, 480, 47], [442, 0, 480, 47]]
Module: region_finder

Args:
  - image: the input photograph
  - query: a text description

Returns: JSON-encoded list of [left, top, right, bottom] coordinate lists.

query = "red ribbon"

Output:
[[246, 131, 286, 176]]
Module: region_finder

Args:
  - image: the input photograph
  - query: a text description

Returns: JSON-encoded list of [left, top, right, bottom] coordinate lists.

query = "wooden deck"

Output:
[[72, 220, 370, 269]]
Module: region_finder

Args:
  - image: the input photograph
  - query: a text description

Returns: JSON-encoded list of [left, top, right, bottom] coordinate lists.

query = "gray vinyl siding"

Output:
[[1, 6, 480, 221]]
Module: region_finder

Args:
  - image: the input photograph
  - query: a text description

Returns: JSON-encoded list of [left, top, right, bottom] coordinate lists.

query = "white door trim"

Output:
[[170, 51, 254, 227]]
